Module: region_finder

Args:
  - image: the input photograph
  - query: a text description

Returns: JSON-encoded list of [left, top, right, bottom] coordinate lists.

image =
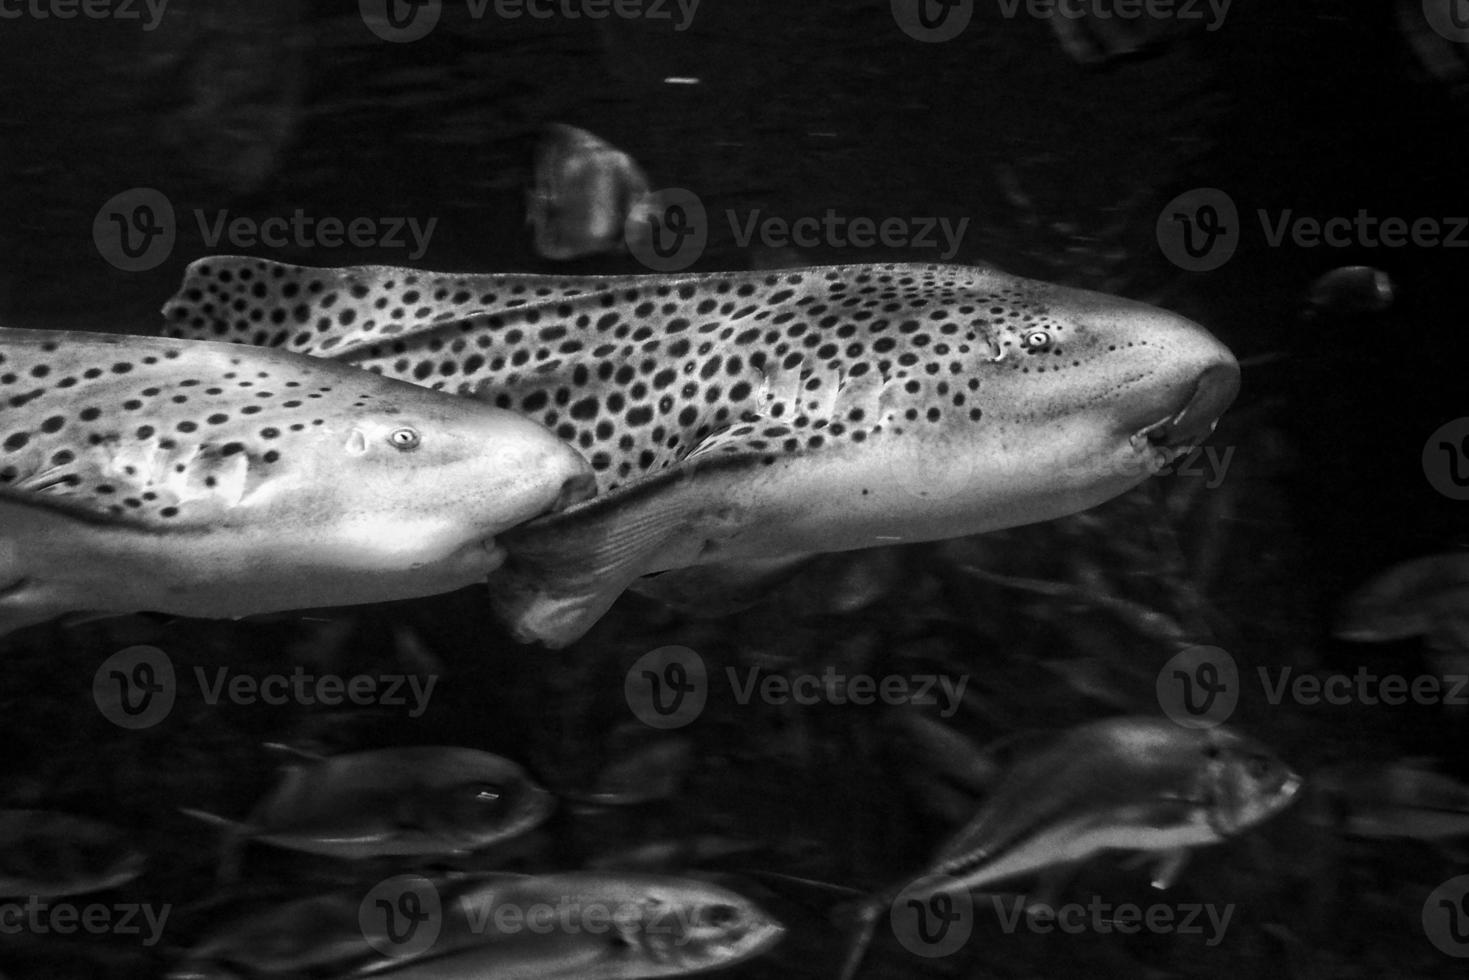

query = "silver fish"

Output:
[[1312, 759, 1469, 850], [838, 716, 1301, 980], [0, 328, 594, 636], [528, 124, 653, 261], [163, 259, 1240, 648], [0, 810, 145, 898], [184, 746, 554, 862], [1334, 553, 1469, 648], [173, 871, 783, 980], [1305, 266, 1395, 316]]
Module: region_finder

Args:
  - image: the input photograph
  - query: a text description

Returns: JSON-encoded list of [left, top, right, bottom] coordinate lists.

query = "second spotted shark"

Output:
[[165, 260, 1240, 648]]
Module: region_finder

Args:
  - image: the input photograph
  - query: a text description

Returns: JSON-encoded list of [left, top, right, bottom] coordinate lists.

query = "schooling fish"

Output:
[[1334, 553, 1469, 648], [163, 259, 1240, 648], [837, 716, 1301, 980], [527, 123, 653, 261], [1304, 266, 1395, 317], [0, 810, 145, 898], [0, 328, 594, 637], [1312, 759, 1469, 854], [182, 746, 554, 864], [172, 871, 784, 980]]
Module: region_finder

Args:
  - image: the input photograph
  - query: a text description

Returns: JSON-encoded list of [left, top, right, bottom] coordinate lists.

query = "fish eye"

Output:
[[705, 904, 739, 927], [1022, 330, 1051, 350], [388, 427, 421, 451]]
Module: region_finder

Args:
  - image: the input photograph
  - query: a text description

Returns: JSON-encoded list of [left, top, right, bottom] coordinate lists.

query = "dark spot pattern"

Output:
[[163, 259, 1118, 493], [0, 326, 472, 526]]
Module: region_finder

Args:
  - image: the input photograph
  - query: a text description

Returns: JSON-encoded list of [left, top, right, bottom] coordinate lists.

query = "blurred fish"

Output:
[[1304, 266, 1394, 317], [0, 810, 145, 898], [588, 835, 766, 872], [172, 871, 784, 980], [838, 716, 1301, 980], [165, 260, 1241, 649], [1398, 0, 1469, 100], [183, 746, 554, 864], [1312, 759, 1469, 854], [1334, 553, 1469, 649], [573, 737, 695, 808], [1046, 4, 1194, 65], [528, 124, 653, 261], [0, 327, 595, 637]]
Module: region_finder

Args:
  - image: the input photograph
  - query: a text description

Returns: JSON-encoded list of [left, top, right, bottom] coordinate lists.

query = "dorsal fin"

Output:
[[161, 255, 669, 360]]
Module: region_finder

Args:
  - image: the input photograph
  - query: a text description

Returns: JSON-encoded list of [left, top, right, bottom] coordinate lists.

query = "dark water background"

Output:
[[1, 1, 1468, 977]]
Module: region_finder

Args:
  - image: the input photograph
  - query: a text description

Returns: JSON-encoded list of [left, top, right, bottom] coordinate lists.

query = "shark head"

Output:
[[917, 277, 1240, 530]]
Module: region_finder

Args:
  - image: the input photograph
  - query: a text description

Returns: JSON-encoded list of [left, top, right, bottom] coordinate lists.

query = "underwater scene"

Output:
[[2, 0, 1469, 977]]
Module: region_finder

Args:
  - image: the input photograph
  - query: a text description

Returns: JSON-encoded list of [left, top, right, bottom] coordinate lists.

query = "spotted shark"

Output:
[[163, 259, 1240, 648], [0, 328, 594, 636]]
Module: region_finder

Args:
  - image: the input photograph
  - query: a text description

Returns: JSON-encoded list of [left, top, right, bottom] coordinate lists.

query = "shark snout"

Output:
[[1120, 315, 1240, 456]]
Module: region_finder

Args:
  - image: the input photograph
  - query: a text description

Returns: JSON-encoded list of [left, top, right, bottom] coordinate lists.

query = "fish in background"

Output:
[[1335, 553, 1469, 648], [1304, 266, 1395, 318], [181, 746, 554, 874], [170, 871, 784, 979], [143, 0, 308, 196], [527, 124, 654, 261], [1398, 0, 1469, 103], [1335, 553, 1469, 709], [164, 259, 1240, 649], [837, 716, 1301, 980], [1310, 758, 1469, 858], [1046, 3, 1197, 65], [0, 327, 595, 638], [0, 810, 145, 898]]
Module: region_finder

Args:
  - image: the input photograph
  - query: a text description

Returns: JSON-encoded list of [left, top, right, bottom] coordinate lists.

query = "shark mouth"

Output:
[[1130, 364, 1240, 463]]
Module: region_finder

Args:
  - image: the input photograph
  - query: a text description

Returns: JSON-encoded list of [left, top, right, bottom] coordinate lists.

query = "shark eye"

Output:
[[388, 427, 421, 451], [1021, 330, 1051, 350]]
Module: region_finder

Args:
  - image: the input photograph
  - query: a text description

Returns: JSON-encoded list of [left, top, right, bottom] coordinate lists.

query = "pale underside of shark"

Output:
[[0, 327, 592, 636], [164, 258, 1239, 648]]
